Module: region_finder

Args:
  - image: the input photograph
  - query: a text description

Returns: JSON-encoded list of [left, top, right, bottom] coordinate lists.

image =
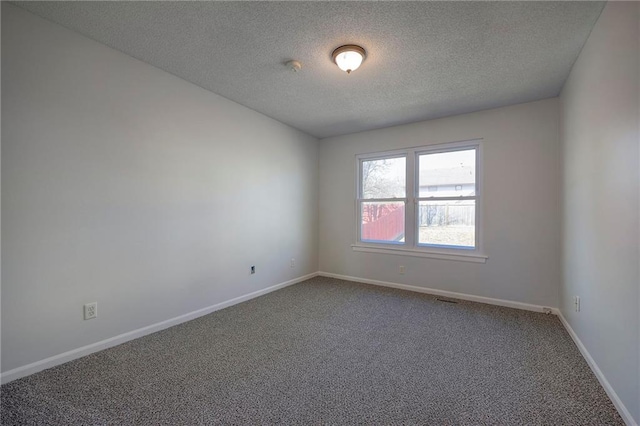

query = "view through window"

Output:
[[357, 142, 480, 251], [360, 156, 406, 243], [418, 148, 476, 248]]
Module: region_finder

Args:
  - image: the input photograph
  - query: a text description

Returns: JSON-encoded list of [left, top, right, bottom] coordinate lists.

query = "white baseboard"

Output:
[[556, 311, 637, 426], [3, 271, 635, 426], [318, 271, 553, 313], [0, 272, 318, 385]]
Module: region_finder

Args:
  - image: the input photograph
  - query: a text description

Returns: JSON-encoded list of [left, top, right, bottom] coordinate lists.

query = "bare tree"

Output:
[[362, 159, 405, 222], [362, 159, 404, 199]]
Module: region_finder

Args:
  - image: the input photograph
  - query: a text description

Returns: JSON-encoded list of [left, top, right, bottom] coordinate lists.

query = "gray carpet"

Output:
[[1, 276, 623, 425]]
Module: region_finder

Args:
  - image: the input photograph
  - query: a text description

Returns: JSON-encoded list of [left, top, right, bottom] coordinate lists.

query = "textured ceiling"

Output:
[[13, 1, 604, 139]]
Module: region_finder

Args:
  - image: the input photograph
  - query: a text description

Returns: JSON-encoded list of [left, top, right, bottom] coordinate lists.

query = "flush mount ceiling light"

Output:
[[332, 45, 366, 74]]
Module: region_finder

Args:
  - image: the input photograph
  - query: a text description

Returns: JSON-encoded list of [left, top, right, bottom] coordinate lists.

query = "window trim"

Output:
[[354, 139, 486, 263]]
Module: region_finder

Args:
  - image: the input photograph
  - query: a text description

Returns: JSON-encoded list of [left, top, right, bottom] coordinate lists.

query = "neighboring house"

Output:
[[419, 165, 475, 198]]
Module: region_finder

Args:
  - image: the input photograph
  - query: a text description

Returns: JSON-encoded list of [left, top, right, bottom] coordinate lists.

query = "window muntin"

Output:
[[356, 142, 481, 254]]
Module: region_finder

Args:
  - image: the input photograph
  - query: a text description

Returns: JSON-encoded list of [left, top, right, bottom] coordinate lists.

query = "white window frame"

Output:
[[353, 139, 487, 263], [356, 151, 408, 246]]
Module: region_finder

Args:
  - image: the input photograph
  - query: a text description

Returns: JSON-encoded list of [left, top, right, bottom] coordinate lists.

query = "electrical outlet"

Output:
[[290, 258, 295, 268], [250, 265, 255, 274], [574, 296, 581, 312], [84, 302, 97, 320], [399, 265, 405, 275]]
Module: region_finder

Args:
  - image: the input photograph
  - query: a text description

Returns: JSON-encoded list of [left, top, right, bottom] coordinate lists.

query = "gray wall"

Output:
[[318, 98, 562, 308], [1, 4, 319, 373], [560, 1, 639, 423]]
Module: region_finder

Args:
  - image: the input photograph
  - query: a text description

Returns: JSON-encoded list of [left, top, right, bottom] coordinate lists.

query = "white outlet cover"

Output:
[[84, 302, 97, 320]]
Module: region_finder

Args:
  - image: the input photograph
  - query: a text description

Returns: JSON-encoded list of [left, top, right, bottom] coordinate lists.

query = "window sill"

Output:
[[351, 244, 488, 263]]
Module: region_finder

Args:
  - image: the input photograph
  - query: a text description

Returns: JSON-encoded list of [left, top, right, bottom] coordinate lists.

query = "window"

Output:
[[359, 156, 406, 244], [355, 140, 485, 263]]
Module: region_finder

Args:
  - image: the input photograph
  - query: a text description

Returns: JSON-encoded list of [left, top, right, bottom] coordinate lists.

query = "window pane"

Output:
[[418, 200, 475, 247], [361, 201, 405, 243], [361, 157, 406, 199], [419, 149, 475, 197]]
